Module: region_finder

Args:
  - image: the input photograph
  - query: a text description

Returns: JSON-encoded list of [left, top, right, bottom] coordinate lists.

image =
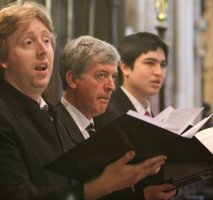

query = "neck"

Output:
[[63, 91, 92, 120], [122, 84, 148, 109], [4, 79, 42, 103]]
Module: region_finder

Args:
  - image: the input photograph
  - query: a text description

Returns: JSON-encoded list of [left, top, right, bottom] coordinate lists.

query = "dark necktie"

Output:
[[86, 123, 96, 137], [41, 104, 49, 111], [144, 111, 150, 117]]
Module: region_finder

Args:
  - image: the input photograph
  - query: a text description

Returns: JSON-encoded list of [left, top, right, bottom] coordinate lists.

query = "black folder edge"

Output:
[[44, 113, 213, 187], [138, 135, 213, 188], [174, 169, 213, 188]]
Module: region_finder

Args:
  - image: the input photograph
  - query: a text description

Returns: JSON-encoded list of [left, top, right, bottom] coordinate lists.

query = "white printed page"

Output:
[[127, 110, 176, 133], [195, 127, 213, 154], [155, 106, 204, 134], [182, 115, 213, 138], [155, 106, 174, 122], [128, 107, 208, 136]]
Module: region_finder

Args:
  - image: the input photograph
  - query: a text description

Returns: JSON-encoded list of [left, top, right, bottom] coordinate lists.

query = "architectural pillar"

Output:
[[173, 0, 195, 108]]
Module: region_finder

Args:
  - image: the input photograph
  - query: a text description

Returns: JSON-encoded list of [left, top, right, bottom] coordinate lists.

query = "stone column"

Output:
[[203, 0, 213, 110], [173, 0, 195, 108]]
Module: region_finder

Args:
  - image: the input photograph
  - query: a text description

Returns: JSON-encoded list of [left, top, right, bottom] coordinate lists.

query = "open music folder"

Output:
[[45, 107, 213, 188]]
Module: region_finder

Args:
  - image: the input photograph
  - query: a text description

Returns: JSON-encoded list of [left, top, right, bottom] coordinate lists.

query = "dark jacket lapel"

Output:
[[55, 102, 85, 146]]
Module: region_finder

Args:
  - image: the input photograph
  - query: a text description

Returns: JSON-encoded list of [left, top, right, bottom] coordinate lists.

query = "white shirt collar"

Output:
[[61, 96, 93, 139], [121, 86, 151, 115], [38, 97, 48, 110]]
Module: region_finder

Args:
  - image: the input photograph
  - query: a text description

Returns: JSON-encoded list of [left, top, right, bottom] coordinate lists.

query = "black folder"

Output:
[[45, 113, 213, 187], [142, 136, 213, 188]]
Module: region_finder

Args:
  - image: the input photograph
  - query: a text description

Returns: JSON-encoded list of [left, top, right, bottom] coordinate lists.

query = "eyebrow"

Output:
[[144, 57, 167, 63]]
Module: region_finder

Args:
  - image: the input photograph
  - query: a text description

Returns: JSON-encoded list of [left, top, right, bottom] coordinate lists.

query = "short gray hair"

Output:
[[59, 35, 120, 90]]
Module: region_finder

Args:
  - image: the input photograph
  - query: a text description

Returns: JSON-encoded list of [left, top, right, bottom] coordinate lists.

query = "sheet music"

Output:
[[155, 106, 204, 134], [127, 110, 174, 131], [127, 106, 211, 137], [195, 127, 213, 154], [182, 115, 213, 138], [155, 106, 174, 122], [127, 109, 163, 126]]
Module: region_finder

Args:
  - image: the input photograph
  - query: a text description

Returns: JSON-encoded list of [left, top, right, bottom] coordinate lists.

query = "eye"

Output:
[[43, 36, 51, 46], [112, 73, 118, 82], [161, 62, 167, 68], [22, 39, 33, 47], [145, 61, 155, 66], [95, 71, 107, 80]]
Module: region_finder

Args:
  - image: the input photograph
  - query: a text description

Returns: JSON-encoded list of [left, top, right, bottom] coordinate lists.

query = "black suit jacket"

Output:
[[55, 99, 143, 200], [55, 102, 85, 150], [94, 87, 148, 199], [0, 81, 84, 199], [94, 87, 137, 131]]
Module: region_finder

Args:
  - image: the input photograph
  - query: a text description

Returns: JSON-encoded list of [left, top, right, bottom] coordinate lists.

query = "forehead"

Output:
[[87, 62, 118, 72], [7, 18, 49, 44], [139, 48, 166, 59]]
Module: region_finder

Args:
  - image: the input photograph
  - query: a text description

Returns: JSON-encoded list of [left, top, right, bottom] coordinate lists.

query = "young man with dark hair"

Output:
[[95, 32, 176, 200]]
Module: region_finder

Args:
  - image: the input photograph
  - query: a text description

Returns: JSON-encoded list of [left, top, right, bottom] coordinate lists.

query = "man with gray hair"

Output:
[[56, 35, 167, 199], [0, 1, 166, 199]]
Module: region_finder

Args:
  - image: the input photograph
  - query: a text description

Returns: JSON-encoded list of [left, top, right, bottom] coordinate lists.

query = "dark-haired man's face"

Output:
[[122, 47, 167, 100]]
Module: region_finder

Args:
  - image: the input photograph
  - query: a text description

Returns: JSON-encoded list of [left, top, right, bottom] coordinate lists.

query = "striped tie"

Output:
[[86, 123, 96, 137]]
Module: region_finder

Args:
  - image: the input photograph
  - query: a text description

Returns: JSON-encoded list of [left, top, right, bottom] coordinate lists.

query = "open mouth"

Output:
[[152, 80, 161, 84], [35, 64, 47, 71]]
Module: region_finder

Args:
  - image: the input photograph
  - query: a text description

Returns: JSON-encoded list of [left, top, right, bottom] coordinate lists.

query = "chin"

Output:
[[34, 84, 48, 92], [36, 79, 49, 87], [148, 91, 159, 97], [94, 109, 106, 117], [151, 87, 161, 93]]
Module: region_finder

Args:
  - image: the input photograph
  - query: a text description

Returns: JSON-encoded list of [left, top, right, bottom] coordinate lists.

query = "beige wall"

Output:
[[203, 0, 213, 111]]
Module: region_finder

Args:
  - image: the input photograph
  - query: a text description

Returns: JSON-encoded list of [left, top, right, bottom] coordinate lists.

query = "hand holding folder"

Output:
[[45, 107, 213, 188]]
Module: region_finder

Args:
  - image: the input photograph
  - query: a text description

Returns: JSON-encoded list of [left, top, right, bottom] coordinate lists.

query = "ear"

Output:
[[66, 71, 77, 89], [120, 61, 130, 77]]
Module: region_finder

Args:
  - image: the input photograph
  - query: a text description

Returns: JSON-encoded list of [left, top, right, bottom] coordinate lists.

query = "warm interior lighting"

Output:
[[155, 0, 168, 22]]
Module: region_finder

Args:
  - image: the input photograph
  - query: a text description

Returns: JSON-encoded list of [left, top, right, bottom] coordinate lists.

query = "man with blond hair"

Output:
[[0, 2, 166, 199]]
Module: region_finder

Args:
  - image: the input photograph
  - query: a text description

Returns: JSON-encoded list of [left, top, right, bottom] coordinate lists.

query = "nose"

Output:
[[105, 76, 116, 91], [154, 64, 164, 76], [36, 41, 48, 59]]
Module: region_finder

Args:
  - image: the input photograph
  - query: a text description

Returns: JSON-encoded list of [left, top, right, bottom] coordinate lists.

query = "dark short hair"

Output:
[[118, 32, 168, 84]]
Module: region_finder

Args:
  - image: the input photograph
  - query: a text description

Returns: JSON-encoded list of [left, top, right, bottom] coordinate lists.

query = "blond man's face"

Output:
[[1, 18, 54, 100]]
